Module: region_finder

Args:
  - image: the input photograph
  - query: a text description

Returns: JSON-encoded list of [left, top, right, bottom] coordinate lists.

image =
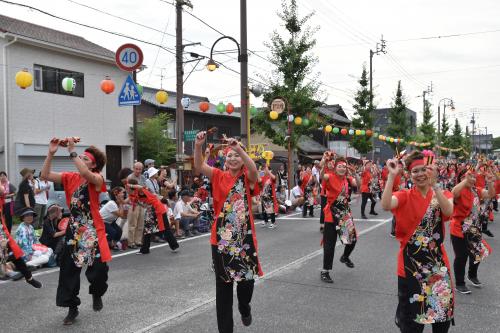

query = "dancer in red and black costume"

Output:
[[450, 166, 496, 294], [194, 131, 262, 333], [41, 137, 110, 325], [320, 156, 359, 283], [382, 151, 455, 333], [0, 183, 42, 287], [360, 160, 378, 219], [259, 165, 278, 229], [319, 151, 336, 233]]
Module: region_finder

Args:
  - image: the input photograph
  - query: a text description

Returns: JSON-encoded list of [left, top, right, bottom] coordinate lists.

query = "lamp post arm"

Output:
[[210, 36, 242, 61]]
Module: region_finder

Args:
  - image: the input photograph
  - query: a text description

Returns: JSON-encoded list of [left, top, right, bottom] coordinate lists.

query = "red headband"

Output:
[[83, 151, 96, 164], [408, 159, 425, 171], [335, 161, 347, 167]]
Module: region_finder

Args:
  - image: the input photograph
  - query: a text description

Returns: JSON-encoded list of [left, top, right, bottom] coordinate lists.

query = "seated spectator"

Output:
[[173, 190, 201, 237], [15, 208, 52, 267], [39, 204, 65, 266], [162, 196, 181, 238], [290, 181, 305, 212], [99, 186, 127, 250], [276, 186, 289, 214]]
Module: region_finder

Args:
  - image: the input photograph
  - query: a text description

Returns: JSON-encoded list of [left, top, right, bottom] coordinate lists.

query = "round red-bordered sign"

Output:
[[115, 43, 144, 72]]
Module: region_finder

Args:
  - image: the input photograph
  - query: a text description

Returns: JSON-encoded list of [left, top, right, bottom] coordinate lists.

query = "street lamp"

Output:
[[206, 35, 249, 147], [437, 97, 455, 154]]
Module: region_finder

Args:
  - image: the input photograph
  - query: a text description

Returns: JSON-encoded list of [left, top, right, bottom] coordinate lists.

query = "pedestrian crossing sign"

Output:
[[118, 75, 141, 106]]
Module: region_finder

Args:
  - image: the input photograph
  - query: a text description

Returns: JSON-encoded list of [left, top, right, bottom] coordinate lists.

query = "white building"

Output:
[[0, 15, 133, 184]]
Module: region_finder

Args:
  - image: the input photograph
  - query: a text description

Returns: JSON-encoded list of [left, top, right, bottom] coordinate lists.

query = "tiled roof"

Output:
[[0, 14, 114, 59], [318, 104, 351, 124], [297, 135, 327, 153], [141, 86, 241, 118]]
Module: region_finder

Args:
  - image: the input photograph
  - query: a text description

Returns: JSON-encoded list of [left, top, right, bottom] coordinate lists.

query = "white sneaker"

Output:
[[268, 224, 276, 229]]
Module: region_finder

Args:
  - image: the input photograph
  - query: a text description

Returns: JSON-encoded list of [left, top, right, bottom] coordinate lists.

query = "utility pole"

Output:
[[470, 111, 476, 156], [422, 82, 433, 114], [175, 0, 192, 186], [369, 35, 386, 160], [240, 0, 249, 147]]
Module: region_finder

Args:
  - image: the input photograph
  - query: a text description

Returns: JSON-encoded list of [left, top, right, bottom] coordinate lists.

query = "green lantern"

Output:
[[361, 130, 366, 136], [302, 118, 310, 126], [250, 105, 258, 116], [216, 102, 225, 114], [373, 132, 378, 138], [332, 127, 339, 134], [61, 77, 76, 92], [136, 84, 143, 96], [386, 137, 391, 142]]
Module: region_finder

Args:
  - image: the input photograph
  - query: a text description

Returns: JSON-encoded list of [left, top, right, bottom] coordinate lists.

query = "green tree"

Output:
[[440, 113, 450, 147], [350, 65, 373, 154], [252, 0, 322, 149], [387, 80, 409, 150], [418, 99, 436, 145], [492, 136, 500, 150], [447, 118, 463, 149], [134, 113, 176, 165]]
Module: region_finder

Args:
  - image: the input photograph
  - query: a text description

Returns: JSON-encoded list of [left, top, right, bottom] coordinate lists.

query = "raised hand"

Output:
[[195, 131, 206, 147], [49, 138, 60, 154], [386, 159, 400, 176]]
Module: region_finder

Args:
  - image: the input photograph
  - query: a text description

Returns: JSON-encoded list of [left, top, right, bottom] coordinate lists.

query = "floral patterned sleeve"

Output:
[[15, 225, 32, 260]]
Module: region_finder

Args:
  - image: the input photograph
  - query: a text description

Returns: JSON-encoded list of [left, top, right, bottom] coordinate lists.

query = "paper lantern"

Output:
[[332, 127, 340, 134], [294, 117, 302, 125], [287, 114, 294, 122], [136, 84, 143, 96], [340, 128, 348, 135], [366, 130, 373, 137], [324, 125, 332, 133], [302, 118, 310, 126], [61, 77, 76, 92], [250, 105, 258, 116], [216, 102, 225, 114], [156, 90, 168, 104], [348, 129, 354, 135], [100, 77, 115, 94], [355, 129, 361, 136], [226, 103, 234, 114], [379, 135, 385, 140], [181, 97, 191, 109], [361, 130, 366, 136], [15, 69, 33, 89], [269, 110, 279, 120], [394, 139, 398, 144], [199, 101, 210, 112], [390, 138, 394, 143]]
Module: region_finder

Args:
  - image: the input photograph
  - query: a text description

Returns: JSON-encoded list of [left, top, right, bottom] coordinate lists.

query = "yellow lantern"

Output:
[[269, 111, 279, 120], [15, 69, 33, 89], [355, 129, 361, 136], [262, 150, 274, 166], [294, 117, 302, 125], [390, 137, 395, 143], [324, 125, 332, 133], [156, 90, 169, 104]]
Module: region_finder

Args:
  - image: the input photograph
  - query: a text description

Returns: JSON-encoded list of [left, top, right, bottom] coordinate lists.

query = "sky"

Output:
[[2, 0, 500, 136]]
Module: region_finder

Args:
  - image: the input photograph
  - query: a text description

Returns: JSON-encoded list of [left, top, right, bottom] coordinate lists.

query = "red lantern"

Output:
[[226, 103, 234, 114], [366, 129, 373, 137], [100, 77, 115, 94], [199, 101, 210, 112], [340, 128, 348, 135]]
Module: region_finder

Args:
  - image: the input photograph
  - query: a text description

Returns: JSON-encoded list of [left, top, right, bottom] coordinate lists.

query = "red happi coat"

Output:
[[0, 196, 23, 259], [260, 175, 278, 214], [129, 187, 166, 232]]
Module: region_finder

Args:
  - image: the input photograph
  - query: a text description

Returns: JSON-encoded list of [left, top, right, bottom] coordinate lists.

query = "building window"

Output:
[[166, 121, 176, 139], [34, 64, 84, 97]]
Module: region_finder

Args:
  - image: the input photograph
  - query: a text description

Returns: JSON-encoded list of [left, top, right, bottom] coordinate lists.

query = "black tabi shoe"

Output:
[[92, 295, 103, 311], [467, 275, 483, 288], [369, 211, 378, 216], [390, 232, 396, 238], [361, 215, 368, 219], [63, 307, 79, 325], [26, 277, 42, 289], [482, 230, 494, 238], [320, 271, 333, 283], [240, 305, 252, 327], [455, 284, 471, 294], [340, 256, 355, 268]]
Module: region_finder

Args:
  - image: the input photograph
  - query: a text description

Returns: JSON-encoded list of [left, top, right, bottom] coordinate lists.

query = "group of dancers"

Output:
[[1, 133, 498, 333]]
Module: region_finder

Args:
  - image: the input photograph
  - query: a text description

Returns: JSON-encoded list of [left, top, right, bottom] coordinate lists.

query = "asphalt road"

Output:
[[1, 196, 499, 333]]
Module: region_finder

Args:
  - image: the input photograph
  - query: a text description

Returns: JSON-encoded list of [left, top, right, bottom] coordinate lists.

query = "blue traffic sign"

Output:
[[118, 75, 141, 106]]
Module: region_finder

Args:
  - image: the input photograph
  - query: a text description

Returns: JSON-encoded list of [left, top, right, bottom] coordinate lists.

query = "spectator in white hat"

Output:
[[143, 159, 155, 179], [145, 167, 160, 197]]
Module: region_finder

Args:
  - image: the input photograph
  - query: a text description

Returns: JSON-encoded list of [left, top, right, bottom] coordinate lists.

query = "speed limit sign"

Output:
[[115, 43, 144, 72]]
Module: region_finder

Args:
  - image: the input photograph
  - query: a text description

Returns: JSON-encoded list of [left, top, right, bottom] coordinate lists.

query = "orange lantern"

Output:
[[226, 103, 234, 114], [100, 77, 115, 94], [199, 101, 210, 112], [366, 130, 373, 137]]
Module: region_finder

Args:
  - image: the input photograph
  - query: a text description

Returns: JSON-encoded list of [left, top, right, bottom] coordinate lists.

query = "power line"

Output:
[[0, 0, 177, 55], [391, 28, 500, 43]]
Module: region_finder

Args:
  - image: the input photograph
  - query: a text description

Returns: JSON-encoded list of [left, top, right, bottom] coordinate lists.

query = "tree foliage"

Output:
[[418, 99, 435, 145], [387, 81, 409, 150], [440, 112, 450, 147], [134, 113, 176, 165], [252, 0, 322, 149], [350, 65, 373, 154]]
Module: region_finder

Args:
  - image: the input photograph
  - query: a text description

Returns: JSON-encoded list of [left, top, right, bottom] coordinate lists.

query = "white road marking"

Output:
[[134, 218, 391, 333]]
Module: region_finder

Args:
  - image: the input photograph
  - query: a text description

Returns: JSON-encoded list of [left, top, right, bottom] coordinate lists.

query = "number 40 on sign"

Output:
[[115, 43, 144, 72]]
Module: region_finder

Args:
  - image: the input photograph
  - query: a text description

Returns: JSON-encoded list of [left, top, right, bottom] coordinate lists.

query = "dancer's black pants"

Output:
[[323, 222, 356, 270], [140, 214, 179, 254], [56, 246, 109, 308], [319, 195, 327, 225], [396, 277, 451, 333], [9, 252, 32, 280], [451, 235, 479, 285], [216, 278, 254, 333], [360, 192, 376, 216]]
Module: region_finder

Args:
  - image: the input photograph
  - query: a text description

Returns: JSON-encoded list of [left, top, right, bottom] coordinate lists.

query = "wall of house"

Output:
[[0, 39, 133, 182]]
